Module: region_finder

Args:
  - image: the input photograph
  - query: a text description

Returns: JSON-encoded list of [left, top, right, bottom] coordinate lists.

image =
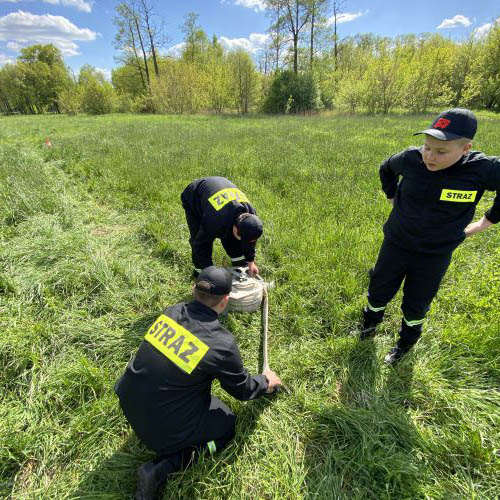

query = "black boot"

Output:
[[359, 307, 384, 340], [384, 320, 422, 365], [135, 456, 178, 500], [384, 344, 412, 364]]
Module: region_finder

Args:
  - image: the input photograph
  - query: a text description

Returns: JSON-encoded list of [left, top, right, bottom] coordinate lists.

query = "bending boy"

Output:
[[181, 177, 263, 277]]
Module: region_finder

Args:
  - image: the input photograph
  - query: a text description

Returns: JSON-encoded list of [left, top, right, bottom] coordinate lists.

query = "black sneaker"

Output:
[[135, 460, 169, 500], [359, 324, 377, 340], [384, 347, 409, 365], [359, 307, 383, 340]]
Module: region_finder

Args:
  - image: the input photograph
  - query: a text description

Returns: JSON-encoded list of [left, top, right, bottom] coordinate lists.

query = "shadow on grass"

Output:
[[302, 338, 422, 498], [70, 396, 272, 499], [338, 338, 378, 407]]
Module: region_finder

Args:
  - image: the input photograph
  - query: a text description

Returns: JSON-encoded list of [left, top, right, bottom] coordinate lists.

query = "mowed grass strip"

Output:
[[0, 113, 499, 499]]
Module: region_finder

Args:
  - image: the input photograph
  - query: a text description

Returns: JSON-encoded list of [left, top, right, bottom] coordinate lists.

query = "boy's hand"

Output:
[[465, 216, 493, 237], [263, 369, 281, 393], [247, 261, 259, 277]]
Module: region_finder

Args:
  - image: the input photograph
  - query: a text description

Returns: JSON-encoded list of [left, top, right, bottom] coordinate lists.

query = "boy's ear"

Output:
[[463, 142, 472, 154]]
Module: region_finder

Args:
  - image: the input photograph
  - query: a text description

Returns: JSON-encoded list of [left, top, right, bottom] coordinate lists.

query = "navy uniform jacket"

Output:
[[380, 147, 500, 254], [181, 177, 258, 268], [115, 300, 268, 454]]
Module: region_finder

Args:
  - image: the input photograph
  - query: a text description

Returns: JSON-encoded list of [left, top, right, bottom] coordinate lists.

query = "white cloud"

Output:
[[473, 18, 500, 39], [221, 0, 266, 12], [165, 42, 185, 58], [94, 66, 111, 81], [44, 0, 93, 13], [474, 22, 493, 39], [0, 0, 93, 13], [6, 40, 22, 50], [326, 11, 365, 26], [436, 15, 471, 29], [0, 10, 98, 56], [0, 52, 15, 65], [220, 32, 270, 53]]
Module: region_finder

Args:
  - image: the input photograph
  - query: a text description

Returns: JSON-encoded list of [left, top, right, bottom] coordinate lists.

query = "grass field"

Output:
[[1, 112, 499, 499]]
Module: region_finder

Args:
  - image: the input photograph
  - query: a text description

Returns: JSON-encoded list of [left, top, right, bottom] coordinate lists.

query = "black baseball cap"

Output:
[[237, 213, 263, 241], [195, 266, 232, 295], [414, 108, 477, 141]]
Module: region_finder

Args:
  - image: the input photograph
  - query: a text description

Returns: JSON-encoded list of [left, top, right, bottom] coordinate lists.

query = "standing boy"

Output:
[[115, 266, 281, 499], [361, 108, 500, 364], [181, 177, 263, 277]]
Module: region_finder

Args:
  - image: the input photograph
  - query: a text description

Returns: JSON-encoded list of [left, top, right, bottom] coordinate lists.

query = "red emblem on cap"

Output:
[[434, 118, 451, 129]]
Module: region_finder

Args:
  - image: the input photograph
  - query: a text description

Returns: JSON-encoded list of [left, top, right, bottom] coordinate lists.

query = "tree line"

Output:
[[1, 0, 499, 116]]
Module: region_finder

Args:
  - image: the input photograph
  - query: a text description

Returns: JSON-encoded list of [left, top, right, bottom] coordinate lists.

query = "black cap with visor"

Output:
[[414, 108, 477, 141], [195, 266, 232, 295]]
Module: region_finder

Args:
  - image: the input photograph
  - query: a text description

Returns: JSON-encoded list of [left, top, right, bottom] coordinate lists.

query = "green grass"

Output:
[[1, 112, 499, 499]]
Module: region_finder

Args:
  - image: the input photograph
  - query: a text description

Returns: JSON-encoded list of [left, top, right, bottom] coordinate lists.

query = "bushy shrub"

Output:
[[114, 92, 133, 113], [57, 86, 82, 115], [263, 71, 322, 114], [130, 93, 156, 114], [81, 80, 116, 115]]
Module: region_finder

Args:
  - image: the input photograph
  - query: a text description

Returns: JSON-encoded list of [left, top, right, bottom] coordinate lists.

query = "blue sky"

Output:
[[0, 0, 499, 78]]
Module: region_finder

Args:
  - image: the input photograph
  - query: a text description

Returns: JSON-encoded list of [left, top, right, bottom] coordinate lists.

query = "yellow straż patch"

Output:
[[145, 314, 209, 374], [208, 188, 249, 211], [440, 189, 477, 202]]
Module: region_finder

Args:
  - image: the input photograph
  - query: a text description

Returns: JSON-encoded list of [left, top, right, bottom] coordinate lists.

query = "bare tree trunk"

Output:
[[332, 0, 345, 70], [310, 3, 315, 70], [276, 2, 281, 70], [283, 0, 309, 74], [139, 0, 159, 77], [129, 26, 147, 91], [132, 12, 150, 88]]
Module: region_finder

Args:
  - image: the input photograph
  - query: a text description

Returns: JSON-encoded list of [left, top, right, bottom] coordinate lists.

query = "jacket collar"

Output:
[[189, 300, 219, 320]]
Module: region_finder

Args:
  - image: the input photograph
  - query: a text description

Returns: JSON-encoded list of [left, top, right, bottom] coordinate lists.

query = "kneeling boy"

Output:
[[115, 266, 281, 499]]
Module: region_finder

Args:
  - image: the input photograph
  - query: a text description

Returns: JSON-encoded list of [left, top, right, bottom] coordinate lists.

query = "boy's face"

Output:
[[422, 135, 471, 171]]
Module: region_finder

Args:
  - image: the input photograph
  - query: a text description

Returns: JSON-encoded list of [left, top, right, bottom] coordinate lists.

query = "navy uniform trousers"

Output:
[[365, 238, 452, 346], [151, 396, 236, 472]]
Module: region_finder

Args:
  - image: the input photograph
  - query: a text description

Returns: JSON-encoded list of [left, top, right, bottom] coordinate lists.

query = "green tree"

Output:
[[266, 0, 311, 73], [474, 24, 500, 109], [399, 35, 454, 112], [79, 65, 116, 114], [448, 36, 479, 106], [150, 60, 207, 114], [112, 61, 147, 97], [0, 63, 25, 114], [228, 50, 258, 114], [58, 84, 82, 115], [181, 12, 211, 65], [16, 44, 71, 113], [204, 38, 232, 113], [114, 2, 151, 89]]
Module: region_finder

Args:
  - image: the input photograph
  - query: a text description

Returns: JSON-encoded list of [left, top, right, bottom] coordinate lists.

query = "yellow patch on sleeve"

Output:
[[440, 189, 477, 203], [208, 188, 250, 211], [145, 314, 209, 374]]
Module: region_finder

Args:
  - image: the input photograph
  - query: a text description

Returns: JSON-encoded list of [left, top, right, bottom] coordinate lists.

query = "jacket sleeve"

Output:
[[243, 244, 256, 264], [483, 157, 500, 224], [191, 226, 215, 269], [242, 203, 257, 263], [379, 150, 406, 199], [208, 339, 268, 401]]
